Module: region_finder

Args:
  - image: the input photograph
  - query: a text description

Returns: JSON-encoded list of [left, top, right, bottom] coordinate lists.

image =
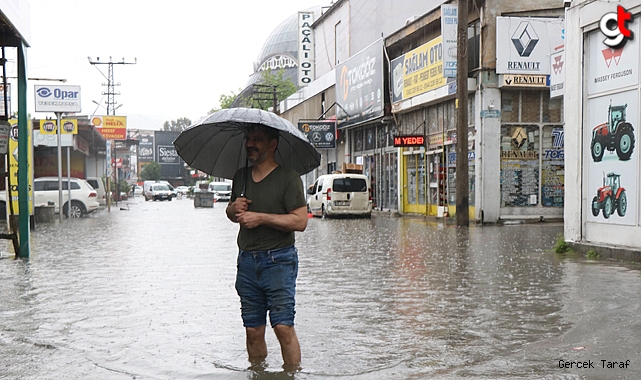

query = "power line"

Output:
[[88, 56, 136, 115]]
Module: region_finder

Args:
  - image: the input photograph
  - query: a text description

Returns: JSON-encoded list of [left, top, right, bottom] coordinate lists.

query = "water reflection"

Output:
[[0, 200, 639, 379]]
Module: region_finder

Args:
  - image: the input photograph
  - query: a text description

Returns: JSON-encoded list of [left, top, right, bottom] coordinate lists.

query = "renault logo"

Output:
[[511, 21, 539, 57]]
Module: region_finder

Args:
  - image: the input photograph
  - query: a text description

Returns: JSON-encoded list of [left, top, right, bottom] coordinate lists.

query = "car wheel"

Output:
[[321, 205, 328, 219], [168, 196, 172, 202], [63, 201, 85, 218]]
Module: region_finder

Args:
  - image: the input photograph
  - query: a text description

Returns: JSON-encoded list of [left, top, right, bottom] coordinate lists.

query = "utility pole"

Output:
[[88, 57, 136, 212], [456, 0, 470, 227], [252, 84, 278, 114], [88, 57, 136, 116]]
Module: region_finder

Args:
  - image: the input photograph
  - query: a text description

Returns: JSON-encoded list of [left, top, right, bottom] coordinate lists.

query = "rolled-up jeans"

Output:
[[235, 245, 298, 328]]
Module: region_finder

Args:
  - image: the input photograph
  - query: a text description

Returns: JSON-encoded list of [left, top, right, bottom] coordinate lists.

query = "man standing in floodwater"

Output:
[[226, 125, 308, 369]]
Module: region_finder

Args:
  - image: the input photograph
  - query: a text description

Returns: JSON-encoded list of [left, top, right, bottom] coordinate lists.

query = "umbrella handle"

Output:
[[240, 157, 248, 197]]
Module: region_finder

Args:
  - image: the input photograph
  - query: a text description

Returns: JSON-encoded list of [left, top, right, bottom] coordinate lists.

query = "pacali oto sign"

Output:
[[91, 115, 127, 140], [393, 135, 425, 147], [157, 145, 180, 164], [298, 11, 315, 86], [34, 85, 81, 113], [298, 120, 336, 149]]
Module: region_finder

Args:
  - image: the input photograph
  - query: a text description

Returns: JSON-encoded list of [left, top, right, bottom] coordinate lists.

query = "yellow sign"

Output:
[[7, 119, 34, 216], [91, 116, 127, 140], [39, 119, 78, 135], [402, 36, 445, 98]]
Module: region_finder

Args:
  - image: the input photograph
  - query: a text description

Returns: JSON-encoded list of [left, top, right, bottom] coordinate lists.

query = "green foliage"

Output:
[[248, 69, 297, 111], [554, 233, 573, 254], [140, 161, 161, 181], [163, 117, 192, 132], [586, 249, 600, 260], [208, 90, 241, 114]]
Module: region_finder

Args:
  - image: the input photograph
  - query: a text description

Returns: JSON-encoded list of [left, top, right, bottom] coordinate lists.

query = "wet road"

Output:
[[1, 196, 640, 379]]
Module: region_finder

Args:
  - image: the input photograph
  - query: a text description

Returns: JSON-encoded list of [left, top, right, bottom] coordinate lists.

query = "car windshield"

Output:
[[211, 185, 231, 191], [333, 178, 367, 192], [153, 185, 169, 191]]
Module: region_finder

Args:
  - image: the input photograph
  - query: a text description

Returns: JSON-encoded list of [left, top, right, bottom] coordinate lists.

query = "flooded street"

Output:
[[1, 197, 640, 379]]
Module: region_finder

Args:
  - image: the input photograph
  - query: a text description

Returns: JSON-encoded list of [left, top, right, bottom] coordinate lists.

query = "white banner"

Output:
[[34, 84, 81, 113], [441, 4, 458, 78], [496, 17, 564, 75]]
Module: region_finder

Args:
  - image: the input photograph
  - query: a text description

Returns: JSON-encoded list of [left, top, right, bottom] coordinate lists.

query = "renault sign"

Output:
[[34, 85, 81, 113]]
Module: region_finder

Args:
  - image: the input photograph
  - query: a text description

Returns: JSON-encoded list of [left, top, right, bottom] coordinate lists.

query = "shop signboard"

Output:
[[34, 85, 81, 113], [0, 84, 10, 117], [91, 115, 127, 140], [138, 135, 155, 162], [298, 11, 315, 86], [440, 3, 458, 78], [335, 38, 384, 127], [39, 119, 78, 135], [298, 120, 336, 149], [391, 36, 445, 103], [157, 145, 180, 164], [549, 48, 565, 98], [496, 17, 564, 75], [393, 135, 425, 147], [6, 119, 33, 216]]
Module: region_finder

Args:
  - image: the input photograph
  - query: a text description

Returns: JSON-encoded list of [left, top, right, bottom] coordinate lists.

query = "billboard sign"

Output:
[[157, 145, 180, 164], [91, 115, 127, 140], [391, 36, 445, 103], [34, 85, 81, 113], [298, 120, 336, 149], [441, 4, 458, 78], [298, 11, 315, 86], [335, 38, 384, 127], [39, 119, 78, 135], [138, 135, 155, 162], [496, 17, 565, 75]]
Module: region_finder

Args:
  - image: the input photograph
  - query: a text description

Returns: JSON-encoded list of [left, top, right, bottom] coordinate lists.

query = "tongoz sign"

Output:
[[34, 85, 81, 113], [157, 145, 180, 164]]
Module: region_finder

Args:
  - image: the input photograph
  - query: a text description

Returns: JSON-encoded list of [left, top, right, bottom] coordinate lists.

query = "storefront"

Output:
[[565, 0, 641, 251]]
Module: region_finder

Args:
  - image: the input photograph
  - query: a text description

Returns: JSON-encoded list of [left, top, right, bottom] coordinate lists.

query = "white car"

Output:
[[307, 173, 372, 218], [33, 177, 100, 218]]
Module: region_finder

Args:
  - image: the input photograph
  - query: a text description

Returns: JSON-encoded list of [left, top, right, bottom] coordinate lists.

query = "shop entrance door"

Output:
[[402, 151, 427, 214]]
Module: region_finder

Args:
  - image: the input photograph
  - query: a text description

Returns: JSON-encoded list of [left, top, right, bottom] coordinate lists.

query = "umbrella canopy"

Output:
[[173, 107, 321, 180]]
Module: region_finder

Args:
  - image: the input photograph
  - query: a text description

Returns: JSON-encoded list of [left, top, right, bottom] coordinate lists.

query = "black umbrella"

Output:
[[173, 107, 321, 183]]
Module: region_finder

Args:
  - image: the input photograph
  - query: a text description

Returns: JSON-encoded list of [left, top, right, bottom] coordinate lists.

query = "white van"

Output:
[[208, 181, 232, 202], [86, 177, 107, 206], [307, 173, 372, 218]]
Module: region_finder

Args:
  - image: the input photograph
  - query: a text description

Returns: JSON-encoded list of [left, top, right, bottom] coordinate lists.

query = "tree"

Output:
[[247, 69, 297, 111], [162, 117, 192, 132], [139, 161, 161, 181], [208, 90, 240, 114]]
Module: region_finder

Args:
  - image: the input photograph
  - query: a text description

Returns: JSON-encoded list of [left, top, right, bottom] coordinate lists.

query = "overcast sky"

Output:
[[19, 0, 325, 129]]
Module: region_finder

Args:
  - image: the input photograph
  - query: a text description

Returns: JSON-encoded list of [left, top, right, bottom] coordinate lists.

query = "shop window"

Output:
[[406, 154, 417, 204], [500, 125, 540, 207], [501, 91, 519, 122], [445, 101, 456, 131], [521, 91, 541, 123], [542, 92, 563, 123], [365, 128, 376, 150], [428, 106, 439, 134], [541, 126, 564, 207]]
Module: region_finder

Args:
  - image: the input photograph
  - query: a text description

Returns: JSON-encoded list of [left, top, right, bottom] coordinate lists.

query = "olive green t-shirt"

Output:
[[231, 165, 306, 251]]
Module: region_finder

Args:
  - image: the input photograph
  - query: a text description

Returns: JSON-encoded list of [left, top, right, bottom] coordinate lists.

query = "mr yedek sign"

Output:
[[34, 85, 81, 113]]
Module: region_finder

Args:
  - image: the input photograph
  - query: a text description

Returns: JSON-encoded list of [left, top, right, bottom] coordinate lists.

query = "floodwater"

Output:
[[1, 197, 640, 379]]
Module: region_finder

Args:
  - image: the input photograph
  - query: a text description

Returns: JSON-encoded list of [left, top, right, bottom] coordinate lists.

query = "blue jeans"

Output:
[[235, 245, 298, 328]]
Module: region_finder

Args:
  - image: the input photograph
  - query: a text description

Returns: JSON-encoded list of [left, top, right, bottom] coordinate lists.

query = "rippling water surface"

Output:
[[1, 198, 639, 379]]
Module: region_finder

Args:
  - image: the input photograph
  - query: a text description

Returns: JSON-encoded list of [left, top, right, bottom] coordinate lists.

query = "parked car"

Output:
[[33, 177, 100, 218], [175, 186, 190, 196], [133, 185, 144, 196], [307, 173, 372, 218], [144, 183, 173, 201], [86, 177, 107, 206], [208, 181, 232, 202]]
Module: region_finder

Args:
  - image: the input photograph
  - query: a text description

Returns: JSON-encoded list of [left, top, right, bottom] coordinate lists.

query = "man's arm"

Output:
[[235, 206, 308, 232], [226, 197, 251, 223]]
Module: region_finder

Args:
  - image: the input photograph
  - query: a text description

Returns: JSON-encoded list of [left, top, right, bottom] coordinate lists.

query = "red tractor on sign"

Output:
[[591, 172, 627, 219], [591, 103, 635, 162]]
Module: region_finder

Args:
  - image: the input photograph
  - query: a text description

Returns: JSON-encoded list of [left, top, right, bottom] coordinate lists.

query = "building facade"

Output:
[[565, 0, 641, 254]]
